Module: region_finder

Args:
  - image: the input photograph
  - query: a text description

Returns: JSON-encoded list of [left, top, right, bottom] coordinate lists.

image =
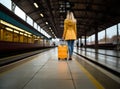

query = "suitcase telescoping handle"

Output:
[[60, 39, 67, 45]]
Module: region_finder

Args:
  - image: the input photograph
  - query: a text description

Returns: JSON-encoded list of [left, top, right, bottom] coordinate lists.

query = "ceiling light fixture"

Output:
[[33, 2, 39, 8], [49, 27, 51, 29], [46, 22, 48, 25], [40, 13, 44, 17]]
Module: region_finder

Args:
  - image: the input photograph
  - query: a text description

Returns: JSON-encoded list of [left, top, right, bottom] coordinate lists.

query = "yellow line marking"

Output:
[[75, 60, 105, 89]]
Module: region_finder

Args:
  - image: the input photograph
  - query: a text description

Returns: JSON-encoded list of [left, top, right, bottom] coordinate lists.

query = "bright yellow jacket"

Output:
[[62, 19, 77, 40]]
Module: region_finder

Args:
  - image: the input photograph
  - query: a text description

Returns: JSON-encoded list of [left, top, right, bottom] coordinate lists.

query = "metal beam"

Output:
[[45, 0, 58, 36]]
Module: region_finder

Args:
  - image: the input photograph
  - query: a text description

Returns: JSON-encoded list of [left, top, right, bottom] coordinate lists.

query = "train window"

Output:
[[0, 20, 43, 44], [13, 33, 19, 42], [3, 30, 13, 41]]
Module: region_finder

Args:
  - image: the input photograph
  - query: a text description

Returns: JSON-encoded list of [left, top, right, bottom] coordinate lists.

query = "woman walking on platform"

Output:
[[62, 11, 77, 60]]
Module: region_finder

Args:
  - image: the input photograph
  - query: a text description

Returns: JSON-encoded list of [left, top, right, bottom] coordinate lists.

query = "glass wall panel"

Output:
[[86, 35, 95, 45], [98, 30, 105, 44], [34, 22, 37, 30], [0, 0, 11, 10], [118, 23, 120, 44], [86, 36, 91, 45], [38, 26, 40, 32], [15, 6, 26, 21], [106, 25, 117, 43], [40, 29, 51, 38], [40, 28, 44, 34], [91, 34, 95, 44], [118, 23, 120, 36], [26, 16, 33, 26], [81, 39, 85, 45]]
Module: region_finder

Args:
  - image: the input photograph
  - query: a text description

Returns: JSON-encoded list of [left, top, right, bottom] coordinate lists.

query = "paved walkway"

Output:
[[0, 48, 104, 89]]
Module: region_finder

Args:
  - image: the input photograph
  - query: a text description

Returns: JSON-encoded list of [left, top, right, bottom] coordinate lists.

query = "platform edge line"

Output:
[[75, 60, 105, 89]]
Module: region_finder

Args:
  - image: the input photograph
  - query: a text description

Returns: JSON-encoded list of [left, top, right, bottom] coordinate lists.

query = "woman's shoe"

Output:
[[69, 57, 72, 60]]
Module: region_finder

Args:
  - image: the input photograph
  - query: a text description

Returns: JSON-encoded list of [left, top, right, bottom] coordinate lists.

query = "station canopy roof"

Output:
[[12, 0, 120, 38]]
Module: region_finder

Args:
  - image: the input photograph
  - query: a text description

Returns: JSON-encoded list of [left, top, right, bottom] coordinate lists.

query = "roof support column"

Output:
[[78, 38, 80, 47], [80, 37, 82, 49], [11, 1, 16, 12], [117, 24, 119, 50], [25, 15, 27, 22], [95, 27, 98, 49], [105, 29, 107, 43], [117, 24, 119, 39], [84, 32, 87, 55], [84, 34, 87, 48], [33, 22, 34, 27], [95, 27, 98, 59], [84, 31, 87, 48]]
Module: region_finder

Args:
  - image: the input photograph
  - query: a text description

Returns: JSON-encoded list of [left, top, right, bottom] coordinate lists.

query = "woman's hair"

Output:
[[66, 11, 76, 22]]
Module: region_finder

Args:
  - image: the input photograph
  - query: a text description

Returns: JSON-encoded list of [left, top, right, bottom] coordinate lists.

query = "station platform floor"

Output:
[[0, 48, 105, 89]]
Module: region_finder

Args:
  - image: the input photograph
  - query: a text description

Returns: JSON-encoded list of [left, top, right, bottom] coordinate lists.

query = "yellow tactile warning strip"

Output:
[[75, 60, 105, 89]]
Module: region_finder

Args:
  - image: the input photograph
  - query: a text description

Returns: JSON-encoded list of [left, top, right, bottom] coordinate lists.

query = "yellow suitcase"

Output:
[[58, 45, 68, 60]]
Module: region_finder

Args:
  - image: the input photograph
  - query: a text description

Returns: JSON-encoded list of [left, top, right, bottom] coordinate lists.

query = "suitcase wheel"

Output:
[[58, 58, 67, 60], [65, 58, 67, 60]]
